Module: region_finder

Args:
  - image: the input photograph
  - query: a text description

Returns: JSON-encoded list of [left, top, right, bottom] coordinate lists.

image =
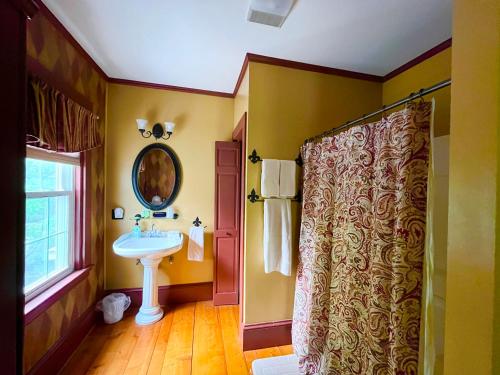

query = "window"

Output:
[[25, 148, 80, 301]]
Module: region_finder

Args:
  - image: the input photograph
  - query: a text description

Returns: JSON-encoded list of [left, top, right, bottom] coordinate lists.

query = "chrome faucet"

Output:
[[149, 223, 160, 237]]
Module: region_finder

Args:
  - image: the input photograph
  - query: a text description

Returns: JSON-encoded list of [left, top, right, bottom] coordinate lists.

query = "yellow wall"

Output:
[[244, 62, 382, 323], [383, 48, 451, 136], [105, 83, 234, 289], [382, 48, 452, 375], [444, 1, 500, 374], [234, 67, 249, 128]]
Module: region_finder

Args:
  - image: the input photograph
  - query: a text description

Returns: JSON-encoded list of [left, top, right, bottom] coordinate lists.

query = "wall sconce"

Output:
[[136, 119, 175, 140]]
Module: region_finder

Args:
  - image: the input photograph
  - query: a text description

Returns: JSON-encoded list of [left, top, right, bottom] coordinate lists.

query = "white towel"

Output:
[[188, 226, 204, 262], [261, 159, 280, 198], [264, 199, 292, 276], [252, 354, 300, 375], [279, 160, 297, 198]]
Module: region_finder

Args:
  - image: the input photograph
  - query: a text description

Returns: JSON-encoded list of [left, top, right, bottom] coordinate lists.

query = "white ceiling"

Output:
[[43, 0, 452, 93]]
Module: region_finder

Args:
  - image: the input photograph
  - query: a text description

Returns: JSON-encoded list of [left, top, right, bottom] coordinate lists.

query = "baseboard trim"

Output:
[[242, 319, 292, 351], [108, 281, 213, 307], [27, 304, 97, 375]]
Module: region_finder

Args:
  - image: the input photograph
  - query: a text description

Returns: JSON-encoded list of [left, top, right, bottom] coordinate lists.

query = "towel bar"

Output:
[[247, 188, 301, 203], [248, 149, 303, 166]]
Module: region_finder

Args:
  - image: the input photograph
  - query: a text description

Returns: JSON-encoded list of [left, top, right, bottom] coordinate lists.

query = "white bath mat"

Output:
[[252, 354, 300, 375]]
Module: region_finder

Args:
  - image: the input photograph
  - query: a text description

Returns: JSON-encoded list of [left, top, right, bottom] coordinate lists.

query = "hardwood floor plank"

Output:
[[146, 310, 174, 375], [243, 347, 281, 375], [278, 344, 294, 355], [60, 325, 110, 375], [97, 314, 141, 374], [233, 304, 241, 326], [218, 306, 248, 375], [192, 301, 227, 375], [61, 302, 291, 375], [160, 303, 196, 375], [124, 320, 162, 375], [86, 313, 136, 375]]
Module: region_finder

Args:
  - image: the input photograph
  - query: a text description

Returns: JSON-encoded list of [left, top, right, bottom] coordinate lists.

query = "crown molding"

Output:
[[232, 54, 250, 97], [232, 52, 385, 96], [383, 38, 452, 81], [248, 53, 383, 81], [108, 77, 233, 98], [30, 2, 452, 98]]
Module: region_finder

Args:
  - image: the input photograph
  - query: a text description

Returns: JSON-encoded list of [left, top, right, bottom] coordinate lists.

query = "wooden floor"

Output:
[[61, 301, 293, 375]]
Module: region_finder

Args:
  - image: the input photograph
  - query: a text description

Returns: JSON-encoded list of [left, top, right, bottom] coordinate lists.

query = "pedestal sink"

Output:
[[113, 230, 184, 325]]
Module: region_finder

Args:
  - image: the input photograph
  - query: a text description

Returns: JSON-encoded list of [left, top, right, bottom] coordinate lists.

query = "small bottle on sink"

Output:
[[132, 214, 142, 238]]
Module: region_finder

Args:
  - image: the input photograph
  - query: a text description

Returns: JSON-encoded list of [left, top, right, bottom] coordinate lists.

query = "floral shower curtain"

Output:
[[292, 102, 432, 374]]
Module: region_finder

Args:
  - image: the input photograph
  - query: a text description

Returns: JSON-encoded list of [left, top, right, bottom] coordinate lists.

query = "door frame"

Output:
[[232, 113, 247, 331], [1, 1, 35, 372]]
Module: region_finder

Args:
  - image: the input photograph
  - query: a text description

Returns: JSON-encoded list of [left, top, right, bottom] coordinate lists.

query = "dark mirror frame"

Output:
[[132, 143, 182, 211]]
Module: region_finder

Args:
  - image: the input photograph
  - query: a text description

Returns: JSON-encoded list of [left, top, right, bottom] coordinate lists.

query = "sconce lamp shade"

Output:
[[136, 119, 148, 130], [165, 122, 175, 133]]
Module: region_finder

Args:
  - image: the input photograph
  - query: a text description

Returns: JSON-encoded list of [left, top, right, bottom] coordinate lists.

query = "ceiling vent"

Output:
[[247, 0, 295, 28]]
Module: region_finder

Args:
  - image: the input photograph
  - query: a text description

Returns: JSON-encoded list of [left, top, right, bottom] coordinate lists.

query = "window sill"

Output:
[[25, 266, 92, 325]]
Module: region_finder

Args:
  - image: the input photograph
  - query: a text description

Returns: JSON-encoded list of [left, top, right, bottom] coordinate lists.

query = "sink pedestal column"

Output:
[[135, 257, 163, 325]]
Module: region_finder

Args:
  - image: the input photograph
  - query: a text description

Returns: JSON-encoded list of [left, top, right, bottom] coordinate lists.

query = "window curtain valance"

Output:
[[27, 76, 102, 153]]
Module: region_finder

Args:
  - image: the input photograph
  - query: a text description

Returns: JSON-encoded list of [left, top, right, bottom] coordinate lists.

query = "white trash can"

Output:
[[97, 293, 131, 324]]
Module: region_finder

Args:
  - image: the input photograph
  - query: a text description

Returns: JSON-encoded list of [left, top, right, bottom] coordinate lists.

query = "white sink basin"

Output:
[[113, 231, 184, 259], [112, 230, 184, 325]]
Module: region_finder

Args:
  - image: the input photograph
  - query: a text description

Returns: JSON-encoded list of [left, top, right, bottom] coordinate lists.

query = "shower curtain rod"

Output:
[[304, 78, 451, 144]]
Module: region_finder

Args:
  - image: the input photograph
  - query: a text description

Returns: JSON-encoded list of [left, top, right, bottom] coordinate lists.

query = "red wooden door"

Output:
[[214, 141, 240, 305]]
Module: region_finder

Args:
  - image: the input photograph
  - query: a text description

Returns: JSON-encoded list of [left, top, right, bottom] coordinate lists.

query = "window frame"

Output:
[[24, 146, 81, 302]]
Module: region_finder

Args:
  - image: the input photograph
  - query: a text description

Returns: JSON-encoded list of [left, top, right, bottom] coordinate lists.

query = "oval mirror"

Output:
[[132, 143, 181, 211]]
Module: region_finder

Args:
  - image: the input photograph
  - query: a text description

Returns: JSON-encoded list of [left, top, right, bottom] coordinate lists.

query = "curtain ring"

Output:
[[381, 105, 387, 119], [405, 92, 415, 108], [418, 88, 426, 103]]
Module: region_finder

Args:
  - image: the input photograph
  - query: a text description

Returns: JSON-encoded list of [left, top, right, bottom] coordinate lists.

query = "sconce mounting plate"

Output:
[[139, 123, 172, 141]]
